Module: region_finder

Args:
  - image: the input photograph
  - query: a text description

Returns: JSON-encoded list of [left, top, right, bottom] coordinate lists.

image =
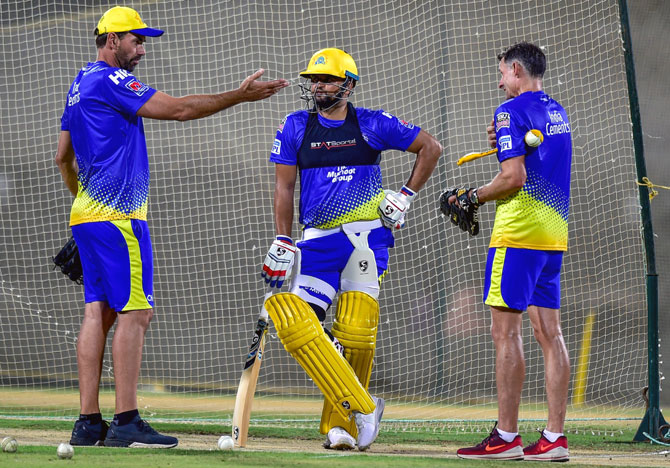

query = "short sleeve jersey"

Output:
[[60, 61, 157, 226], [270, 107, 421, 229], [492, 91, 572, 251]]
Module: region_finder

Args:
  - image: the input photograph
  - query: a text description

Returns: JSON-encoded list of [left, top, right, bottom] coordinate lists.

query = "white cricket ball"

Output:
[[217, 435, 234, 450], [56, 442, 74, 459], [524, 129, 544, 147], [1, 437, 17, 453]]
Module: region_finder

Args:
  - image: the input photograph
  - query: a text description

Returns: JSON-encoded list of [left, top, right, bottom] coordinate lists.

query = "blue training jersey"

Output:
[[61, 61, 157, 226], [492, 91, 572, 251], [270, 107, 420, 229]]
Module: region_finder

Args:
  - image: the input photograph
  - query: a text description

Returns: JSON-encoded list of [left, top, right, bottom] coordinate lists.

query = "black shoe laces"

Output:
[[137, 419, 159, 435]]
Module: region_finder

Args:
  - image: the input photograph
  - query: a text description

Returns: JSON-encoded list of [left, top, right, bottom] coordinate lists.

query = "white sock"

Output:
[[497, 428, 518, 443], [542, 429, 563, 443]]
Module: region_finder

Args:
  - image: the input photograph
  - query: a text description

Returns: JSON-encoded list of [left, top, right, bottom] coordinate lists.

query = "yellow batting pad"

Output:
[[320, 291, 379, 435], [265, 293, 375, 419]]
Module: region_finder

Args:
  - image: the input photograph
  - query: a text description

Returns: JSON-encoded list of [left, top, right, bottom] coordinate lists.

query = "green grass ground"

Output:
[[1, 418, 669, 468]]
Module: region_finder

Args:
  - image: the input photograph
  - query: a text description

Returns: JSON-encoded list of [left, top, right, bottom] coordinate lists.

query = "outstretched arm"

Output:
[[54, 131, 78, 196], [138, 69, 289, 121]]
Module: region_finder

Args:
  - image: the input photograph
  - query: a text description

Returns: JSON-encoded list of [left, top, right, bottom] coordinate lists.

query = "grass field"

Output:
[[1, 389, 668, 467], [1, 416, 669, 467]]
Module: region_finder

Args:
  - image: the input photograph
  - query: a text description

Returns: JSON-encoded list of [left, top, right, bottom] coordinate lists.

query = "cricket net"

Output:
[[0, 0, 648, 430]]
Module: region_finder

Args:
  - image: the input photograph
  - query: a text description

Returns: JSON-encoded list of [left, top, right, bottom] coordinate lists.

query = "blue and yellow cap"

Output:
[[95, 6, 164, 37]]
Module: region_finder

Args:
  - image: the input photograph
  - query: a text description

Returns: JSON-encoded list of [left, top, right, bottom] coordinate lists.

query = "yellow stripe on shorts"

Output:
[[112, 220, 151, 312], [484, 247, 510, 308]]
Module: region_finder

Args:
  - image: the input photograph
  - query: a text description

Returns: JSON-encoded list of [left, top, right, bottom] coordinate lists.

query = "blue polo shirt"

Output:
[[61, 61, 156, 225]]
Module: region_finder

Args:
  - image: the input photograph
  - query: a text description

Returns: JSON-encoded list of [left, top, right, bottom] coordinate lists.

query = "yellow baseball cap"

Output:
[[95, 6, 164, 37]]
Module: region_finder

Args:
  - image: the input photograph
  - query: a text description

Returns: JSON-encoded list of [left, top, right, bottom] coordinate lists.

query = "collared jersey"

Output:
[[61, 61, 157, 226], [492, 91, 572, 251], [270, 104, 421, 229]]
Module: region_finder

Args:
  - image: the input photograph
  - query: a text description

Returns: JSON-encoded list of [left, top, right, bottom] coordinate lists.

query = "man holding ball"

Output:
[[443, 42, 573, 462]]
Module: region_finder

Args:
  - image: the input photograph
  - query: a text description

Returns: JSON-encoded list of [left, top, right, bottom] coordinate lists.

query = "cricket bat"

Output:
[[231, 291, 272, 447]]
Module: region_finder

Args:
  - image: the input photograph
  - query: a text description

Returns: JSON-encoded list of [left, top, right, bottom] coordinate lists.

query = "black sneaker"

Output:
[[70, 418, 109, 446], [104, 414, 178, 448]]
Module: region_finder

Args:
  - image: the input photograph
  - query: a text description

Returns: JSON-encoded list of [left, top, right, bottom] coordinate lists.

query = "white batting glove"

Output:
[[378, 186, 417, 230], [261, 235, 296, 288]]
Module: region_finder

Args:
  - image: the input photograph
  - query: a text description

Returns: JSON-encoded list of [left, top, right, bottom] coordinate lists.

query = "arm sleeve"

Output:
[[60, 103, 70, 131], [494, 104, 528, 163], [269, 112, 303, 166], [99, 72, 157, 117], [359, 109, 421, 152]]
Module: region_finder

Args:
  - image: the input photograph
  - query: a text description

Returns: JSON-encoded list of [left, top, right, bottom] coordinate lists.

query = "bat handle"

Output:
[[260, 288, 274, 321]]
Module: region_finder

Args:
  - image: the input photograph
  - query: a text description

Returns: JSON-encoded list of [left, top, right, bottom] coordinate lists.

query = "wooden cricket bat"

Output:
[[231, 292, 272, 447]]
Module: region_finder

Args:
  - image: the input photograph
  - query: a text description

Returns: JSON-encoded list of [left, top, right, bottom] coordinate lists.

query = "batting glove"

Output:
[[261, 235, 296, 288], [378, 186, 416, 230]]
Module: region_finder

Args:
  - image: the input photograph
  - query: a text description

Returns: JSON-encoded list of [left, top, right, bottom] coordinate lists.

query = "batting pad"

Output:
[[320, 291, 379, 435], [265, 293, 375, 420]]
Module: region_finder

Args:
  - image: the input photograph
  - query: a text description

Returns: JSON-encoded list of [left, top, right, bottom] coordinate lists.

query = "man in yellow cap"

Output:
[[55, 6, 288, 448], [261, 48, 442, 450]]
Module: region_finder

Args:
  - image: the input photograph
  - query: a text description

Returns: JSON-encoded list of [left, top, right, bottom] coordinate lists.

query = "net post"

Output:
[[617, 0, 668, 441]]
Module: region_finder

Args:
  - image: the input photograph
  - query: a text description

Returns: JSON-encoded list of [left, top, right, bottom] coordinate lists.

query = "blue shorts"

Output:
[[291, 225, 394, 310], [483, 247, 563, 311], [71, 219, 154, 312]]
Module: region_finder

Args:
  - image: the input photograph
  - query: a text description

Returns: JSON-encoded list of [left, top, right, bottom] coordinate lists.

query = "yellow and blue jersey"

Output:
[[270, 104, 420, 229], [491, 91, 572, 251], [60, 61, 157, 226]]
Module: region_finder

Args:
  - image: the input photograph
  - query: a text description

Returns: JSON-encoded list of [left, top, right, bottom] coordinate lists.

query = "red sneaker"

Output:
[[456, 424, 523, 460], [523, 432, 569, 462]]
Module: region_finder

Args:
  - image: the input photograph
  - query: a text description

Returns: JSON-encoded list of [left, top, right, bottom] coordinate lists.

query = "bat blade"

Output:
[[457, 148, 497, 166], [232, 299, 270, 447]]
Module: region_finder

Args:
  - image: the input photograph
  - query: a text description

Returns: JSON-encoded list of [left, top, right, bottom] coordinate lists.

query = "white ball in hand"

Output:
[[57, 442, 74, 459], [217, 435, 235, 450]]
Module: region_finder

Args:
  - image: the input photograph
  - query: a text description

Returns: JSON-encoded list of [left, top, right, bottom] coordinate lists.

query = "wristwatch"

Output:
[[470, 188, 483, 205]]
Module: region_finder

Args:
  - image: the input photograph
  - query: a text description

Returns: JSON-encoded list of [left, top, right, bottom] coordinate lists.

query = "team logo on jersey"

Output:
[[399, 119, 415, 129], [271, 139, 281, 155], [499, 135, 512, 152], [310, 139, 356, 150], [277, 116, 287, 133], [125, 80, 150, 96], [496, 112, 511, 131]]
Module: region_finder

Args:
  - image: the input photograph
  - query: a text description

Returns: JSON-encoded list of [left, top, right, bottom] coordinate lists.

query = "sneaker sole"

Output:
[[457, 453, 524, 460], [329, 438, 355, 450], [104, 439, 178, 449], [524, 446, 569, 462], [457, 446, 524, 460], [70, 439, 104, 447]]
